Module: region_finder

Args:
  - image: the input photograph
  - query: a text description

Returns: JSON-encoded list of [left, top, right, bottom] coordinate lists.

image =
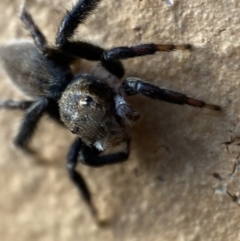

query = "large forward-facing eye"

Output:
[[79, 96, 93, 107]]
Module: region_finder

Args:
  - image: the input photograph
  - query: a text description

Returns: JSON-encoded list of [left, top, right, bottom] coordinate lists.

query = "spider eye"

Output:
[[79, 96, 93, 107], [71, 127, 79, 134]]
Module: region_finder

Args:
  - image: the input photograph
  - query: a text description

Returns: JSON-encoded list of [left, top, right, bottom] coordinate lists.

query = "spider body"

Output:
[[59, 74, 130, 149], [1, 41, 73, 99], [0, 0, 220, 222]]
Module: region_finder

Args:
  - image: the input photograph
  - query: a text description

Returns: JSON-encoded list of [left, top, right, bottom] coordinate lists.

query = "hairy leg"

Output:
[[55, 0, 124, 78], [79, 139, 130, 167], [67, 137, 130, 222], [122, 77, 221, 110], [0, 99, 33, 110], [103, 43, 191, 61], [14, 98, 49, 149], [56, 0, 102, 47]]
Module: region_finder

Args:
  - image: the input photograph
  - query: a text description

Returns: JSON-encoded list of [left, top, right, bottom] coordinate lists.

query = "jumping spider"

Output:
[[0, 0, 220, 222]]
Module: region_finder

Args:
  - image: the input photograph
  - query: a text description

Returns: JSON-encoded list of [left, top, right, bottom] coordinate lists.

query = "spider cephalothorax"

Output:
[[0, 0, 220, 222], [59, 74, 131, 150]]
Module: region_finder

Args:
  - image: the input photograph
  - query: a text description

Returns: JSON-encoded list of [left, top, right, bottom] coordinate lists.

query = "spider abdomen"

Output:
[[0, 41, 73, 99]]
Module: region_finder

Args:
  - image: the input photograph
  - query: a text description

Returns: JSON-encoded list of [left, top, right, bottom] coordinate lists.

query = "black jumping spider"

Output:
[[0, 0, 220, 222]]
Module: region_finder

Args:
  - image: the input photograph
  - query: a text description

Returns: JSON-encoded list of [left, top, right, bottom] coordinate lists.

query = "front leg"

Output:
[[56, 41, 125, 78], [14, 98, 49, 150], [103, 43, 191, 61], [122, 77, 221, 110], [55, 0, 124, 78], [100, 43, 190, 77], [67, 138, 130, 222], [56, 0, 102, 47], [79, 139, 130, 167], [67, 138, 98, 216]]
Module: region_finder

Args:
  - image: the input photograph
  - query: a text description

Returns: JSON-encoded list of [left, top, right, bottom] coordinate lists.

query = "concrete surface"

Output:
[[0, 0, 239, 240]]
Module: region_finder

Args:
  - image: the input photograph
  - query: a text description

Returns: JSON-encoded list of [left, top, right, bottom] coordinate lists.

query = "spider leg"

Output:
[[14, 98, 49, 149], [55, 0, 124, 78], [20, 5, 78, 65], [0, 99, 64, 126], [103, 43, 191, 61], [0, 99, 33, 110], [20, 5, 50, 55], [67, 137, 130, 221], [100, 43, 190, 76], [79, 139, 131, 167], [122, 77, 221, 110], [45, 100, 64, 126], [67, 138, 98, 220], [58, 41, 125, 78], [56, 0, 102, 47]]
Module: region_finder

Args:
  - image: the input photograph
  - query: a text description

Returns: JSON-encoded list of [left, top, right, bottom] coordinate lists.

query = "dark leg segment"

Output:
[[45, 100, 63, 125], [0, 99, 33, 110], [0, 99, 64, 125], [14, 98, 49, 149], [58, 41, 125, 78], [101, 58, 125, 79], [67, 138, 97, 218], [55, 0, 124, 77], [67, 138, 130, 220], [56, 0, 102, 47], [103, 43, 191, 61], [59, 41, 104, 61], [20, 5, 49, 55], [79, 139, 130, 167], [122, 77, 221, 110]]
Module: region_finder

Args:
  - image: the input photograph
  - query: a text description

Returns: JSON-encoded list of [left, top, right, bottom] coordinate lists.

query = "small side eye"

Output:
[[79, 96, 93, 107]]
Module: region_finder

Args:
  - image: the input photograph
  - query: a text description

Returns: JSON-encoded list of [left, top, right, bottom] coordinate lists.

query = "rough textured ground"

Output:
[[0, 0, 239, 240]]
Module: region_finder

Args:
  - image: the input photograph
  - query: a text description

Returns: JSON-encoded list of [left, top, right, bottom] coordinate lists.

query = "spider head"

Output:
[[59, 74, 130, 150]]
